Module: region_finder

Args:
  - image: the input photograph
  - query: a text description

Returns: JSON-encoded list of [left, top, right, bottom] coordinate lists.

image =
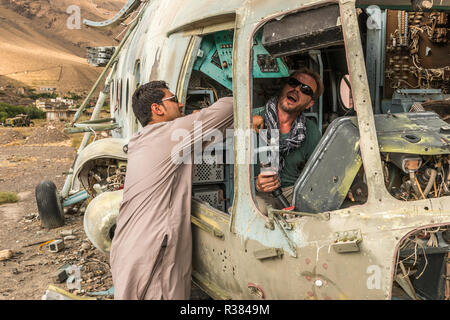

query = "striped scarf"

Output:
[[262, 96, 306, 172]]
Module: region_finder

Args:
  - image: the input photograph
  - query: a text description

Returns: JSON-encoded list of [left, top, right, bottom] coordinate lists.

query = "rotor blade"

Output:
[[83, 0, 142, 29]]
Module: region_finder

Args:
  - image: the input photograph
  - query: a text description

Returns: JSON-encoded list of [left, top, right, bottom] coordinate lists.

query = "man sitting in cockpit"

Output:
[[252, 67, 324, 214]]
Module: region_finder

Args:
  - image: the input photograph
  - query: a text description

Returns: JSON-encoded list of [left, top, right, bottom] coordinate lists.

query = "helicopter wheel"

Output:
[[35, 180, 65, 229]]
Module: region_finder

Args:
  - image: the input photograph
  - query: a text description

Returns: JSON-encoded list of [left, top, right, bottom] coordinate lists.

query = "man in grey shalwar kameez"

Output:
[[110, 81, 233, 299]]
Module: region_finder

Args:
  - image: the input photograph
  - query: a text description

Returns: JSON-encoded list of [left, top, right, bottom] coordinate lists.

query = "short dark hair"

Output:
[[291, 67, 324, 99], [132, 80, 169, 126]]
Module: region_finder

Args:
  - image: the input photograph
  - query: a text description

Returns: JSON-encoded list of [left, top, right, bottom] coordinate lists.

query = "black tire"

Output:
[[35, 180, 64, 229]]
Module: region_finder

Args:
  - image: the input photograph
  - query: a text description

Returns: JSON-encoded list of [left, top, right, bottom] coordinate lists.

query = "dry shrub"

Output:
[[0, 192, 19, 204]]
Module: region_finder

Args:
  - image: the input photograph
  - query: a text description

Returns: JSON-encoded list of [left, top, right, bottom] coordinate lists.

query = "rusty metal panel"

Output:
[[262, 4, 343, 57], [293, 117, 362, 213], [375, 112, 450, 154]]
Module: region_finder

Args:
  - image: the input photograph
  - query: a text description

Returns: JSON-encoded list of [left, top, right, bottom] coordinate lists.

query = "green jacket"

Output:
[[253, 107, 321, 188]]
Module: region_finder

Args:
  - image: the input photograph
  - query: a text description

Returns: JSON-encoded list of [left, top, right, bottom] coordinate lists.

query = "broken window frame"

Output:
[[243, 0, 386, 220]]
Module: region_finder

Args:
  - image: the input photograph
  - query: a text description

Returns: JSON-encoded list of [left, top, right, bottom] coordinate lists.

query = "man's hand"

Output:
[[252, 115, 264, 133], [256, 173, 281, 193]]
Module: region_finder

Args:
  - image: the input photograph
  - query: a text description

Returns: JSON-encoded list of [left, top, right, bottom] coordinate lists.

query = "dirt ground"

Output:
[[0, 122, 113, 300], [0, 122, 208, 300]]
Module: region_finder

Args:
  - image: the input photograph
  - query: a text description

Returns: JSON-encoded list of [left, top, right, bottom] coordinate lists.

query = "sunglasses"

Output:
[[287, 77, 314, 98], [161, 95, 179, 103]]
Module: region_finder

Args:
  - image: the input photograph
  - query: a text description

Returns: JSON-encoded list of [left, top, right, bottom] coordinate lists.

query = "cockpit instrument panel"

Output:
[[193, 29, 289, 91]]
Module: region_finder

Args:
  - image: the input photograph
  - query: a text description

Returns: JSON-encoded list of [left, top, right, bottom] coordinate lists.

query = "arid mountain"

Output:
[[0, 0, 128, 100]]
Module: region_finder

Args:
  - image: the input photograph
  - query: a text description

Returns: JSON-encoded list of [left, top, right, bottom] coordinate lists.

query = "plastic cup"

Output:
[[260, 166, 278, 177]]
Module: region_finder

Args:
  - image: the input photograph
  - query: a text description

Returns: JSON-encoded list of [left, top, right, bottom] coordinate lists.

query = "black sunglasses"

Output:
[[161, 95, 179, 104], [287, 77, 314, 98]]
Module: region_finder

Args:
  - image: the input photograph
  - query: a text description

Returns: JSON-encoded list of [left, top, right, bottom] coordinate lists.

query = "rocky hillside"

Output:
[[0, 0, 127, 100]]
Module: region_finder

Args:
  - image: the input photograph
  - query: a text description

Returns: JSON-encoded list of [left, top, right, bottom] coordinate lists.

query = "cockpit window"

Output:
[[250, 4, 369, 216]]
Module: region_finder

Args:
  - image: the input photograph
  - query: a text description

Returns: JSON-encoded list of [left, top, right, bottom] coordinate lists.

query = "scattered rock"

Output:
[[54, 267, 69, 284], [0, 249, 13, 261], [24, 213, 37, 220], [81, 243, 91, 251], [60, 229, 73, 236], [64, 235, 77, 241], [65, 207, 78, 215]]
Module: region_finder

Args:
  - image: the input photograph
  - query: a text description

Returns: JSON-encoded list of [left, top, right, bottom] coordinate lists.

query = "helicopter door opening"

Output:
[[181, 31, 234, 214]]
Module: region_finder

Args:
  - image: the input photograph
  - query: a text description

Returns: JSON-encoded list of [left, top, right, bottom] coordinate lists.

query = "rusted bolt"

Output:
[[264, 221, 274, 230]]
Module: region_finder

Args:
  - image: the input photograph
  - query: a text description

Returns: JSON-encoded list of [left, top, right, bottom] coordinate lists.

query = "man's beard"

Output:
[[279, 99, 309, 114]]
